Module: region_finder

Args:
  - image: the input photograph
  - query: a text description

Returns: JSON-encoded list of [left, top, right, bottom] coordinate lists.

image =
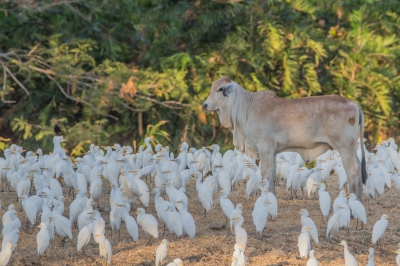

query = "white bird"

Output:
[[252, 200, 270, 233], [231, 243, 246, 266], [0, 243, 14, 266], [372, 214, 388, 249], [318, 183, 331, 222], [136, 208, 158, 241], [53, 210, 73, 246], [110, 203, 122, 238], [193, 172, 213, 217], [307, 250, 319, 266], [298, 226, 312, 259], [367, 248, 374, 266], [218, 190, 234, 225], [231, 215, 247, 248], [94, 234, 112, 265], [326, 209, 342, 242], [77, 217, 94, 253], [36, 222, 50, 256], [299, 209, 319, 244], [121, 209, 139, 242], [166, 258, 183, 266], [348, 193, 366, 229], [156, 239, 168, 266], [230, 204, 243, 234], [176, 202, 195, 238], [1, 229, 19, 252], [339, 240, 358, 266], [164, 203, 183, 237]]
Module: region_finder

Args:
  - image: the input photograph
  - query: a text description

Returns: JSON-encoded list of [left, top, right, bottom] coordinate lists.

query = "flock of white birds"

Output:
[[0, 136, 399, 266]]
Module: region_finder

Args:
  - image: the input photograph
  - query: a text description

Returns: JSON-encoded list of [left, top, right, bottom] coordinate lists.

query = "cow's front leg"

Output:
[[259, 148, 277, 195]]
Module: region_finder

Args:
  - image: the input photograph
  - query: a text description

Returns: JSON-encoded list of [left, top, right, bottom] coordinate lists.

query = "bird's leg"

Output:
[[361, 222, 363, 230], [61, 236, 67, 247], [356, 219, 358, 230], [204, 209, 207, 218], [301, 187, 304, 195], [163, 223, 166, 236], [294, 189, 299, 199], [146, 236, 152, 246], [110, 228, 113, 238], [82, 247, 89, 257], [1, 181, 3, 192]]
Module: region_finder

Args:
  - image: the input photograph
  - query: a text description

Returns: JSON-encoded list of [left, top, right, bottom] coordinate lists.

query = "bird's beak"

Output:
[[264, 201, 272, 204], [35, 225, 41, 228], [176, 200, 182, 203], [90, 217, 96, 220], [230, 218, 238, 221]]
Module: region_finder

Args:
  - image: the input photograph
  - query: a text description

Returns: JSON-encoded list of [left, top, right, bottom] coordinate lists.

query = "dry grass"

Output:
[[1, 175, 399, 266]]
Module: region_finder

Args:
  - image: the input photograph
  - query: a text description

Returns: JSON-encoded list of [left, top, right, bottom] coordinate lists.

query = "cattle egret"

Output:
[[299, 209, 319, 244], [166, 258, 183, 266], [77, 217, 94, 253], [193, 172, 213, 217], [230, 204, 243, 234], [218, 190, 234, 225], [326, 209, 343, 242], [176, 202, 195, 238], [318, 183, 331, 222], [367, 248, 374, 266], [121, 209, 139, 242], [307, 250, 319, 266], [252, 200, 270, 233], [156, 239, 168, 266], [1, 229, 18, 252], [136, 208, 158, 242], [94, 234, 112, 265], [164, 204, 183, 238], [0, 243, 13, 266], [348, 193, 367, 229], [36, 222, 50, 256], [231, 243, 246, 266], [231, 215, 247, 248], [372, 214, 388, 249], [298, 226, 312, 259], [339, 240, 358, 266]]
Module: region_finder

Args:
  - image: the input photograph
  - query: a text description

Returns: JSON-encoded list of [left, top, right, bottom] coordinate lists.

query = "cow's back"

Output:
[[247, 93, 360, 154]]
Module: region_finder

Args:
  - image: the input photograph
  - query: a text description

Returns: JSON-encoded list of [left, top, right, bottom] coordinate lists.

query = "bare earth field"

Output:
[[1, 174, 399, 266]]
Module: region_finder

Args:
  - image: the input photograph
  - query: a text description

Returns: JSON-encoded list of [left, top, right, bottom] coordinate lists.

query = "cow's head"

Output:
[[202, 76, 238, 128], [202, 76, 235, 112]]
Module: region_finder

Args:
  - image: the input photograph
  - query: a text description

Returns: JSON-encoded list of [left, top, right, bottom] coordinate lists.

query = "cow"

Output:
[[202, 76, 367, 201]]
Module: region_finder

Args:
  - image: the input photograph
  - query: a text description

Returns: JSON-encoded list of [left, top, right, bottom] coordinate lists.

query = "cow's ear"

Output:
[[222, 85, 233, 97]]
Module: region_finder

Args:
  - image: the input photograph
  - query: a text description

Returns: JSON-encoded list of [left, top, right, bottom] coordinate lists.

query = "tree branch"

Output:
[[0, 59, 30, 96], [1, 65, 16, 104], [45, 73, 119, 121]]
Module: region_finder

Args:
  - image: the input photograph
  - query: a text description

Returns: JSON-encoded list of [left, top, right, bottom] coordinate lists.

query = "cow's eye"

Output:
[[218, 87, 224, 92]]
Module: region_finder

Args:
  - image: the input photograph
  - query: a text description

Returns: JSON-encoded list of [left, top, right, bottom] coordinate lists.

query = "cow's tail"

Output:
[[358, 106, 367, 185]]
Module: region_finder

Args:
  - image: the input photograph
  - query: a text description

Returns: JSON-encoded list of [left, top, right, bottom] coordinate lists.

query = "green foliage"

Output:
[[1, 0, 400, 154]]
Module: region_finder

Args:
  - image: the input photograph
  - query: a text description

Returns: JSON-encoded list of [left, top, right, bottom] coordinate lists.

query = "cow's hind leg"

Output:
[[259, 148, 276, 195], [338, 146, 362, 201]]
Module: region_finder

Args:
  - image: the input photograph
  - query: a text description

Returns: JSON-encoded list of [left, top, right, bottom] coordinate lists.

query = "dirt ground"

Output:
[[1, 174, 399, 266]]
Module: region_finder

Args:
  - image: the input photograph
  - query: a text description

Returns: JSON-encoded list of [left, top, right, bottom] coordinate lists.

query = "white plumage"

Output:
[[339, 240, 358, 266], [371, 214, 388, 248], [298, 226, 312, 259]]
